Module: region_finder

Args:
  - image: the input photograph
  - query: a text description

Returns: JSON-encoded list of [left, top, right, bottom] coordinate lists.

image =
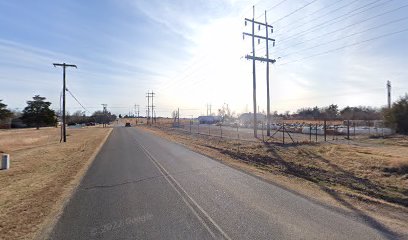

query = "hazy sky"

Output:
[[1, 0, 407, 117]]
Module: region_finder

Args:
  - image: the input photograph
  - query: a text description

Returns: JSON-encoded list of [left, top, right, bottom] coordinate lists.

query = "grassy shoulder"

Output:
[[140, 125, 408, 238], [0, 126, 112, 240]]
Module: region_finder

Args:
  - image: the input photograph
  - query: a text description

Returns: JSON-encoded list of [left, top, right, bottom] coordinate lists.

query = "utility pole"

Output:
[[387, 80, 391, 109], [265, 10, 273, 137], [133, 104, 137, 118], [177, 108, 180, 127], [243, 7, 275, 138], [146, 91, 155, 125], [135, 104, 140, 124], [146, 92, 150, 125], [151, 91, 155, 124], [53, 63, 77, 143], [101, 104, 107, 127], [206, 103, 212, 116]]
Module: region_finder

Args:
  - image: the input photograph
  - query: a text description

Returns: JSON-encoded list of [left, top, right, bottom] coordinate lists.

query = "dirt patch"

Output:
[[0, 127, 112, 240], [140, 125, 408, 238]]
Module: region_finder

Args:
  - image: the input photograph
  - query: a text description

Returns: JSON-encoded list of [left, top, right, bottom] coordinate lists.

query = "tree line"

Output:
[[0, 95, 116, 129], [293, 104, 381, 120], [1, 94, 407, 134]]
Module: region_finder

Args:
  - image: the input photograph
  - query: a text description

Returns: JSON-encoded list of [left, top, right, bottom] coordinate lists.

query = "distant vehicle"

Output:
[[125, 123, 131, 127]]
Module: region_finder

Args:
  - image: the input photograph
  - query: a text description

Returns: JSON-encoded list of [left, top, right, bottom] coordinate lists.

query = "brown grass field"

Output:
[[0, 126, 111, 240], [139, 124, 408, 237]]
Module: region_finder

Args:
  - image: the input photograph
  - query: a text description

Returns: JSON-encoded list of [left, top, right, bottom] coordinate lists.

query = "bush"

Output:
[[384, 94, 408, 134]]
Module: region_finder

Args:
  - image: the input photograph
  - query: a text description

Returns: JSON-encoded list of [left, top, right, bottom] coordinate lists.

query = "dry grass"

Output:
[[0, 127, 111, 240], [359, 135, 408, 147], [140, 125, 408, 237]]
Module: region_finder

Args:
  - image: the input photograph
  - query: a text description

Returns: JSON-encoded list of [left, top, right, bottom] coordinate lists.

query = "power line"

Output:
[[240, 0, 278, 19], [271, 0, 319, 24], [161, 1, 280, 92], [159, 55, 210, 91], [277, 0, 390, 43], [262, 0, 289, 14], [274, 0, 358, 37], [278, 28, 408, 66], [275, 87, 386, 103], [66, 88, 90, 113], [255, 0, 400, 54], [277, 10, 408, 56], [278, 16, 408, 59]]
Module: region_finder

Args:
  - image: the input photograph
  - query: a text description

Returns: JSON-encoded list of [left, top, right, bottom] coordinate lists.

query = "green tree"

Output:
[[21, 95, 56, 129], [384, 94, 408, 134], [0, 100, 13, 120]]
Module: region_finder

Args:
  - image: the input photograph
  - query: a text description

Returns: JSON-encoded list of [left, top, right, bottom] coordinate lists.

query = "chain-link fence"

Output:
[[153, 118, 394, 144]]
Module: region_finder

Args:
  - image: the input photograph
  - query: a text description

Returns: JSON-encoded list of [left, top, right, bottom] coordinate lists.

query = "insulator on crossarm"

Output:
[[243, 34, 245, 40], [258, 39, 260, 44], [273, 41, 275, 47], [245, 21, 247, 26], [271, 28, 273, 33], [258, 25, 260, 31]]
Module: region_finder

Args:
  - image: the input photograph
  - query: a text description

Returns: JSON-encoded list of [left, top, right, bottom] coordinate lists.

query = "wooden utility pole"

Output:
[[177, 108, 180, 127], [135, 104, 140, 124], [265, 10, 273, 136], [243, 6, 276, 138], [251, 6, 257, 138], [53, 63, 77, 143], [387, 80, 391, 109]]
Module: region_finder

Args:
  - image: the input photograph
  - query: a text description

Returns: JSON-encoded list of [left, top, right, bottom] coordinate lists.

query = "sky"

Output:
[[0, 0, 407, 117]]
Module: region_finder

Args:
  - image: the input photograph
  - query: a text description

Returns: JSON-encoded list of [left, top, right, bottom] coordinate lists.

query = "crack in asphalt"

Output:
[[81, 165, 224, 190]]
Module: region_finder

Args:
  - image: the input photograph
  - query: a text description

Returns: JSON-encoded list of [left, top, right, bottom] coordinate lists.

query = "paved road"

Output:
[[50, 127, 392, 239]]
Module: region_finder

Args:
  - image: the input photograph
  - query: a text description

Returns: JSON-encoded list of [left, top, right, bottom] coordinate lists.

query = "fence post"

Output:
[[324, 119, 327, 141], [209, 124, 211, 136], [309, 124, 312, 142], [368, 120, 371, 135], [315, 123, 318, 142], [262, 122, 264, 142], [282, 122, 285, 144], [353, 121, 356, 138], [381, 123, 384, 138], [347, 120, 350, 140], [220, 125, 222, 138], [198, 123, 200, 134]]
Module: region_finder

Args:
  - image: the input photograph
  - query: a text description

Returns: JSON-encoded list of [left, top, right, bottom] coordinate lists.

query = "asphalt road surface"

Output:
[[49, 127, 393, 240]]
